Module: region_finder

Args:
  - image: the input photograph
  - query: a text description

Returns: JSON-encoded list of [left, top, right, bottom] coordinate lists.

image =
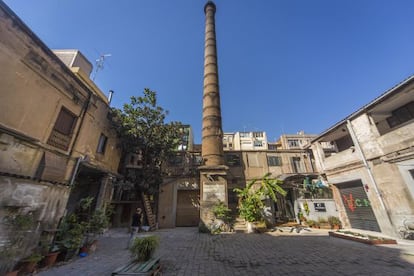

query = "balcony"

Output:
[[323, 148, 361, 171], [47, 129, 71, 151]]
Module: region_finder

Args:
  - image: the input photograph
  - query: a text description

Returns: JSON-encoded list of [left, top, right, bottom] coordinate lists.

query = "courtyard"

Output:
[[38, 227, 414, 276]]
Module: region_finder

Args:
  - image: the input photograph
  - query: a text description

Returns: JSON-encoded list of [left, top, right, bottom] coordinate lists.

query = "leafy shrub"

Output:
[[130, 235, 159, 262]]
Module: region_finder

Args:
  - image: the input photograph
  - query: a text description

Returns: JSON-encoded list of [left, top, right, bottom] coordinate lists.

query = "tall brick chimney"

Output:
[[202, 1, 224, 166], [199, 1, 228, 229]]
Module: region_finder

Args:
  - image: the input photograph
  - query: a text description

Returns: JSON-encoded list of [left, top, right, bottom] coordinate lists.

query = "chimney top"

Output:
[[204, 1, 216, 14]]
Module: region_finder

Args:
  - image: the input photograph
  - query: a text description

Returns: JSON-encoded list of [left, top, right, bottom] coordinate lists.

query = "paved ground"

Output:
[[37, 227, 414, 276]]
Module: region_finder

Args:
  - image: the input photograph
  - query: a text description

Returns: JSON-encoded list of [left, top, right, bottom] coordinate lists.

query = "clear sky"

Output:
[[4, 0, 414, 143]]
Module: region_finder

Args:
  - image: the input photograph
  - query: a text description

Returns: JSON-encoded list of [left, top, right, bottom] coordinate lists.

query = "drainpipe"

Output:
[[69, 155, 85, 186], [346, 119, 393, 226]]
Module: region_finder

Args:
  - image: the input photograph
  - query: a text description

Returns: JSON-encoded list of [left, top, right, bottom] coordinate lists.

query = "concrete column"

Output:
[[202, 1, 224, 167]]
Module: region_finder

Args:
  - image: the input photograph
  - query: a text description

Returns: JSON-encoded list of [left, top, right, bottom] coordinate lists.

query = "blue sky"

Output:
[[4, 0, 414, 143]]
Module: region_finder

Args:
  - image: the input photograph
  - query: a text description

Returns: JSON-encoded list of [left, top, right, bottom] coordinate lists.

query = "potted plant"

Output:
[[234, 173, 286, 233], [55, 214, 85, 261], [0, 248, 19, 276], [20, 253, 43, 274], [0, 209, 35, 275], [129, 235, 159, 262], [317, 217, 330, 229], [328, 216, 341, 230]]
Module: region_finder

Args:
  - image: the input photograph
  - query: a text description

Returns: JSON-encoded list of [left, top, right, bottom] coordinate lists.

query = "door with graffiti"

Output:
[[337, 179, 380, 232]]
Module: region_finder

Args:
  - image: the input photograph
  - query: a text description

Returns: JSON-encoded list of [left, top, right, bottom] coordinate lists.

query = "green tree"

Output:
[[111, 88, 182, 194]]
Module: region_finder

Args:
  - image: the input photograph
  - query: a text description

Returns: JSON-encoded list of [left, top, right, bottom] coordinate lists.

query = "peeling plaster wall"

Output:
[[0, 176, 70, 226], [0, 133, 42, 176]]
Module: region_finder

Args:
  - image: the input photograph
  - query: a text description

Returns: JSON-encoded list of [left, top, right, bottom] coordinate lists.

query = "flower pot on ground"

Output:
[[129, 235, 159, 262], [327, 216, 342, 230], [5, 270, 19, 276], [20, 253, 43, 274], [54, 214, 85, 261], [42, 251, 59, 267], [78, 197, 110, 253]]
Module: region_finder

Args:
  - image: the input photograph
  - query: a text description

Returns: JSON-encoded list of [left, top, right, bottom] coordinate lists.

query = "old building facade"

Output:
[[0, 2, 121, 261], [158, 130, 338, 228], [310, 75, 414, 237]]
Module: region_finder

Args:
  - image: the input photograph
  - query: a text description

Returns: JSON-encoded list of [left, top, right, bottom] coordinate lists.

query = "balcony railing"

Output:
[[47, 129, 71, 151]]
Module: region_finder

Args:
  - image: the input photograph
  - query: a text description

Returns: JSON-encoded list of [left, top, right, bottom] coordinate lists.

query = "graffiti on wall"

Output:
[[342, 193, 371, 212]]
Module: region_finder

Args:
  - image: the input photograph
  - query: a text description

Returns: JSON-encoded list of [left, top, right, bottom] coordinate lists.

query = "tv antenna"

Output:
[[92, 53, 111, 81]]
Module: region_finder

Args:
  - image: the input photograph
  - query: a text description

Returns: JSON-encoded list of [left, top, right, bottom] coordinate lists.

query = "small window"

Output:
[[386, 101, 414, 128], [291, 157, 305, 173], [47, 107, 77, 150], [97, 134, 108, 154], [54, 108, 77, 135], [254, 140, 263, 147], [267, 156, 282, 166], [240, 132, 250, 138], [288, 139, 300, 148], [225, 154, 241, 166], [253, 132, 263, 138]]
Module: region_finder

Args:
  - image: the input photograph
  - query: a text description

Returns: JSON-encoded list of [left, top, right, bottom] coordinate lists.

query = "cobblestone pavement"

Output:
[[38, 227, 414, 276]]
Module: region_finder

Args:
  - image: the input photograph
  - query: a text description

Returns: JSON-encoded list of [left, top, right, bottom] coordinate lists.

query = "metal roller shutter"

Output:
[[337, 180, 380, 232], [176, 190, 200, 226]]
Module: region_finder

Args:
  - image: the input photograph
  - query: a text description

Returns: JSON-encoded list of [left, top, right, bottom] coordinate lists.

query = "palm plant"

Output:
[[234, 173, 286, 223]]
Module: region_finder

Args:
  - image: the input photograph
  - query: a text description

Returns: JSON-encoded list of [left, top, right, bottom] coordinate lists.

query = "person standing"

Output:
[[128, 207, 144, 248]]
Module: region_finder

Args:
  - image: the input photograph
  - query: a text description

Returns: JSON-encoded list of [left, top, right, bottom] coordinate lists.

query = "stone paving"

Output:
[[37, 227, 414, 276]]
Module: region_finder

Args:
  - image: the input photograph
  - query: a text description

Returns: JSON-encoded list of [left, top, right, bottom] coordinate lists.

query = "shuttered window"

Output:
[[54, 107, 77, 135], [47, 107, 77, 151], [267, 155, 282, 166]]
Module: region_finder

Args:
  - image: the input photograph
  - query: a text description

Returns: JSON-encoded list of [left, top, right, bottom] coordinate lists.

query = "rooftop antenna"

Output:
[[92, 53, 111, 81]]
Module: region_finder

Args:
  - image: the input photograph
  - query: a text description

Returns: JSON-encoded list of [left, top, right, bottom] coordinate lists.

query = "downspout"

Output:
[[346, 119, 394, 227], [67, 89, 93, 185], [69, 156, 84, 186], [69, 92, 92, 157]]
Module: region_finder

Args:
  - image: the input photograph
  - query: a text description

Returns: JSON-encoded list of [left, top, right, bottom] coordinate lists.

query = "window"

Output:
[[97, 134, 108, 154], [253, 140, 263, 147], [335, 135, 354, 152], [224, 154, 241, 166], [267, 156, 282, 166], [240, 132, 250, 138], [268, 144, 277, 150], [288, 139, 300, 148], [253, 132, 263, 138], [47, 107, 77, 150], [54, 108, 77, 135], [387, 101, 414, 128], [291, 157, 305, 173]]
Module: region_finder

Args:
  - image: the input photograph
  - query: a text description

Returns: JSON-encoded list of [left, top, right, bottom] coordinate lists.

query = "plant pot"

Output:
[[57, 248, 79, 262], [20, 261, 37, 274], [43, 251, 60, 267], [5, 270, 19, 276]]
